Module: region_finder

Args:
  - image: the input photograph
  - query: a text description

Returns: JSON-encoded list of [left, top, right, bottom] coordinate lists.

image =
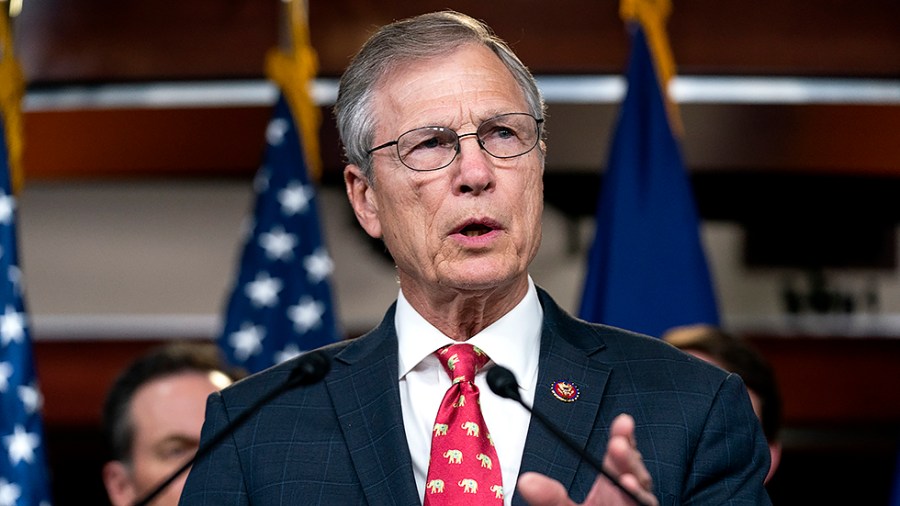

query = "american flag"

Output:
[[0, 113, 53, 506], [218, 93, 340, 373]]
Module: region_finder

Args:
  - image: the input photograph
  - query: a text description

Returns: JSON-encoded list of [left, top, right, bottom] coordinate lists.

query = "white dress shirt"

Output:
[[397, 277, 543, 506]]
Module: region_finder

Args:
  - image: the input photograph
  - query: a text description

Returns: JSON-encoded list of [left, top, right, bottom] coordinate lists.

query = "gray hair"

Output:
[[334, 10, 545, 180]]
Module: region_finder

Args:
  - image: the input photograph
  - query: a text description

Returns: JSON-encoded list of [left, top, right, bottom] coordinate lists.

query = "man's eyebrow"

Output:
[[153, 434, 200, 449]]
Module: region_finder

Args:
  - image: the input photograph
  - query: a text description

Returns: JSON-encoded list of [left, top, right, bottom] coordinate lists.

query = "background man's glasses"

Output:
[[366, 112, 544, 172]]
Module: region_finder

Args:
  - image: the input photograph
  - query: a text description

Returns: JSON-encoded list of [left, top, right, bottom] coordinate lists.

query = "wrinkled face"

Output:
[[103, 371, 231, 506], [346, 44, 544, 299]]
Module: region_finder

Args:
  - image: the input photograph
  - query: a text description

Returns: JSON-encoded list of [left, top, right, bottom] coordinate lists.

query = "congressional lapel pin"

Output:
[[551, 380, 580, 402]]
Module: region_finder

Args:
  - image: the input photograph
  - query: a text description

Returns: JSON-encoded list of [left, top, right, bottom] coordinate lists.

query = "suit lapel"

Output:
[[513, 290, 612, 505], [325, 306, 420, 505]]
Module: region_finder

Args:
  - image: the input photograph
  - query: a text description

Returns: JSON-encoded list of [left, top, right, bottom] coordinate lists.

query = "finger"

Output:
[[609, 413, 636, 447], [584, 473, 658, 506], [606, 436, 653, 491], [618, 473, 659, 506], [517, 472, 576, 506]]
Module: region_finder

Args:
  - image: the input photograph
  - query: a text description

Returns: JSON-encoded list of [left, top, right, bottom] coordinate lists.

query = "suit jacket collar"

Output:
[[326, 303, 421, 505], [323, 289, 613, 505], [513, 287, 612, 505]]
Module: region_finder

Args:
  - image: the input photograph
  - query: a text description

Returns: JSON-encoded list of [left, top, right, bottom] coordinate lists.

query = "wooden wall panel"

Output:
[[24, 106, 271, 178], [14, 0, 900, 84]]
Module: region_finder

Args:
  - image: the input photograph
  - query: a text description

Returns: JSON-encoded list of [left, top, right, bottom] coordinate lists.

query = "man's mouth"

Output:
[[460, 223, 493, 237], [453, 218, 502, 239]]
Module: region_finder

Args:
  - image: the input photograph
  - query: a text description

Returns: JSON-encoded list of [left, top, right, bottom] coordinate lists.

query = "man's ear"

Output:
[[344, 164, 383, 239], [102, 460, 137, 506]]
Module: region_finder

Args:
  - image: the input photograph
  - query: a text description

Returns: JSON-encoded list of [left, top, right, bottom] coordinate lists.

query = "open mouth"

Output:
[[460, 223, 494, 237]]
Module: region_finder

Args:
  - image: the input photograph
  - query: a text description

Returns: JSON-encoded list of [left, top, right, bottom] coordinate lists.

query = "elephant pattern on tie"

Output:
[[424, 344, 503, 504]]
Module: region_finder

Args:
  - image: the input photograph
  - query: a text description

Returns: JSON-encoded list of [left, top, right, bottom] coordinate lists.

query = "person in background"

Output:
[[181, 11, 770, 505], [101, 342, 242, 506], [663, 324, 783, 484]]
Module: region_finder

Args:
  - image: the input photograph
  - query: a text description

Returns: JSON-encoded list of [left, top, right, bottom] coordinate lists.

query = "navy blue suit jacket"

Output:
[[181, 288, 771, 505]]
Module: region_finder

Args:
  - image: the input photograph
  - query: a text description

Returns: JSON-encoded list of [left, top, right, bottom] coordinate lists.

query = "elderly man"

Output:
[[180, 11, 770, 505]]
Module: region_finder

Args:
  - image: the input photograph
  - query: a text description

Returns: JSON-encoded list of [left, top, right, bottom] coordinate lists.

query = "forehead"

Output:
[[129, 371, 220, 435], [372, 44, 529, 131]]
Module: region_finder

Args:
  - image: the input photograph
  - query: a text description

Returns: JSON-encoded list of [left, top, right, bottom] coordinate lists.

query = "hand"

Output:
[[517, 413, 657, 506]]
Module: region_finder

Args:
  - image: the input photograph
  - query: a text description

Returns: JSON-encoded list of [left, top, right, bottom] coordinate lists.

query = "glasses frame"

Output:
[[366, 112, 544, 172]]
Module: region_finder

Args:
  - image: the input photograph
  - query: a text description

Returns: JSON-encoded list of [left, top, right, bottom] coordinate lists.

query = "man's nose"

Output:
[[453, 132, 494, 195]]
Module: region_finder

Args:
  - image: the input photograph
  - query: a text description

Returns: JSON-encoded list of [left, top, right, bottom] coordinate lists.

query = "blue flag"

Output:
[[0, 120, 53, 505], [219, 93, 340, 373], [578, 26, 719, 337]]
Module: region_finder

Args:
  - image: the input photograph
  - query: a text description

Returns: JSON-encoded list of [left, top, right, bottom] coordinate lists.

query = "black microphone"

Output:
[[132, 350, 331, 506], [486, 365, 651, 506]]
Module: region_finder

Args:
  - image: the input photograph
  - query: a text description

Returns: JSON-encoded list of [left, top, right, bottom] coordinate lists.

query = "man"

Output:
[[663, 324, 783, 484], [102, 342, 239, 506], [181, 11, 770, 505]]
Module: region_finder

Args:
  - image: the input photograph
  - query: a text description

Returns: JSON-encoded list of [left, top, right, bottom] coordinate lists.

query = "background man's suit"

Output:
[[180, 288, 770, 505]]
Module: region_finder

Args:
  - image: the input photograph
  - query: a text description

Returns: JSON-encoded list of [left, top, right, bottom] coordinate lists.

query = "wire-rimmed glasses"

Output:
[[366, 112, 544, 172]]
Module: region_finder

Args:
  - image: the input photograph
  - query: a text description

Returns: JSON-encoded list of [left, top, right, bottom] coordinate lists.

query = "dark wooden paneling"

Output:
[[14, 0, 900, 83], [22, 100, 900, 181], [24, 106, 271, 179], [34, 339, 169, 426], [747, 335, 900, 426], [15, 0, 279, 83]]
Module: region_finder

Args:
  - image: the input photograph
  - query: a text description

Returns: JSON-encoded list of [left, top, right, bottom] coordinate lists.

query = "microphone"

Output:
[[132, 350, 331, 506], [486, 365, 650, 506]]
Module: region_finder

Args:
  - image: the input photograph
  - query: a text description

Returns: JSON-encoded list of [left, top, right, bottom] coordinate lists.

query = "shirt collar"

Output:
[[396, 277, 543, 392]]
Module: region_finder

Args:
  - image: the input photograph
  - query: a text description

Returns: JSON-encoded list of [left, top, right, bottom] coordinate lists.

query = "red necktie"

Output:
[[424, 344, 504, 504]]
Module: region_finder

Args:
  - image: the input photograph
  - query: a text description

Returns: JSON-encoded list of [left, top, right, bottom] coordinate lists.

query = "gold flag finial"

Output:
[[266, 0, 323, 180], [620, 0, 683, 135], [0, 5, 24, 192]]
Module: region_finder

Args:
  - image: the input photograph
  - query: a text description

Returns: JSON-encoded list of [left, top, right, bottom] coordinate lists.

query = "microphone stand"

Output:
[[487, 366, 651, 506]]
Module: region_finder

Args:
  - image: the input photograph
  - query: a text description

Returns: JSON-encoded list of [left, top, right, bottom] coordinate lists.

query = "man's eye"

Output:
[[157, 442, 197, 461], [483, 125, 518, 142], [417, 137, 441, 149], [495, 127, 516, 139]]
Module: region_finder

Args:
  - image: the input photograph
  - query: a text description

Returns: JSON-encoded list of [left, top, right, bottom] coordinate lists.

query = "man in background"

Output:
[[101, 342, 241, 506], [663, 324, 783, 483]]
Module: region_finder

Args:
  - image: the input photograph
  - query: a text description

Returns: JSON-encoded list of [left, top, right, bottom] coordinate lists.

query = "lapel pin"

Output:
[[551, 380, 580, 402]]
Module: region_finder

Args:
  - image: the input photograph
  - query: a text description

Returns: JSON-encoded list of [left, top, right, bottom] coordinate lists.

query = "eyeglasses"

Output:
[[366, 112, 544, 172]]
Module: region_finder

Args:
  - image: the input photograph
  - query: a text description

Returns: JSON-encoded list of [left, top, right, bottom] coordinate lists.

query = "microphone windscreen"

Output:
[[487, 365, 522, 402], [288, 350, 331, 387]]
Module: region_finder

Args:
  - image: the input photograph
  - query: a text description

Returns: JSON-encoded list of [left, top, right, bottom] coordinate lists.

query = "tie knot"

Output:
[[435, 344, 489, 384]]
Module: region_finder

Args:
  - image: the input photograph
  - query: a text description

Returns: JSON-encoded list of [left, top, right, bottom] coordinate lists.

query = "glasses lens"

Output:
[[397, 127, 459, 171], [477, 113, 539, 159]]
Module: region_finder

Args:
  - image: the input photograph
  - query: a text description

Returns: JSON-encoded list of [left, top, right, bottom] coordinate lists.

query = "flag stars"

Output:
[[245, 272, 282, 308], [274, 344, 302, 365], [0, 479, 21, 506], [18, 384, 41, 414], [254, 167, 270, 194], [0, 363, 10, 392], [4, 425, 40, 465], [0, 192, 14, 226], [288, 297, 325, 334], [266, 118, 290, 146], [0, 306, 25, 346], [259, 226, 298, 261], [229, 323, 265, 362], [304, 248, 334, 284], [278, 182, 313, 216], [7, 265, 21, 291]]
